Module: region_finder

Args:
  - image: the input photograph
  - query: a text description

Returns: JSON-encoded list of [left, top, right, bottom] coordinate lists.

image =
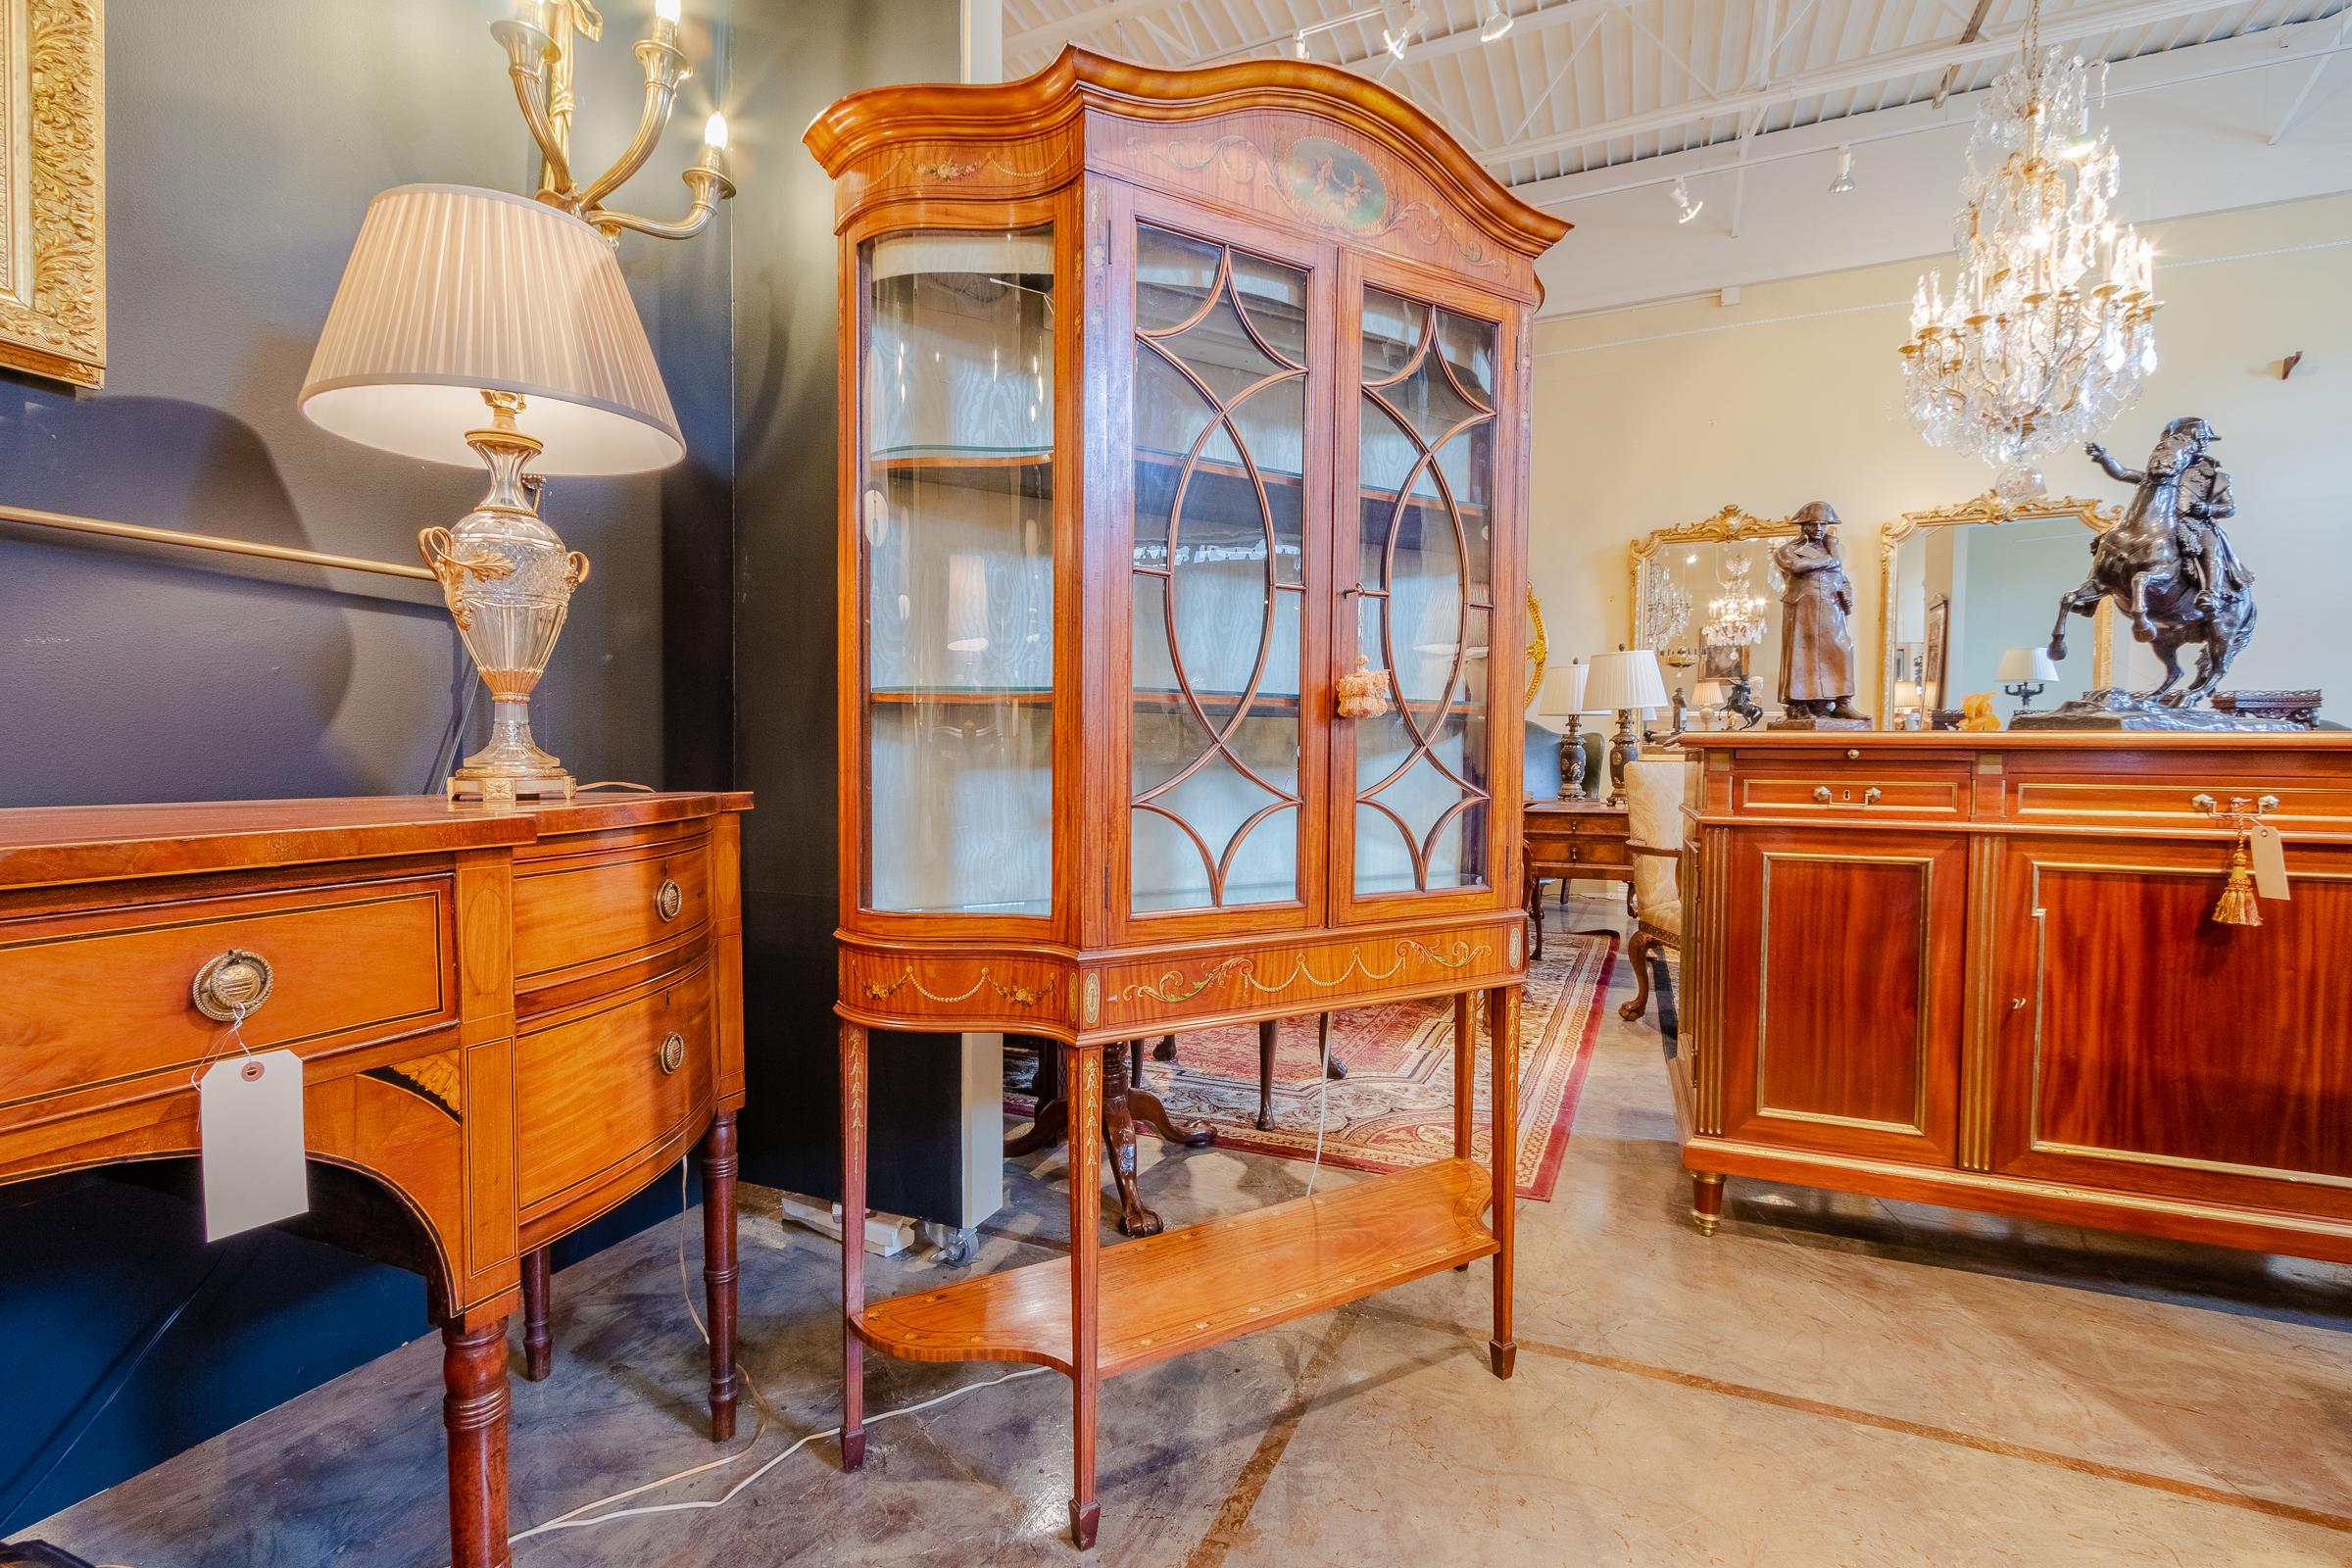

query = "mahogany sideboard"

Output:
[[0, 791, 750, 1568], [1675, 731, 2352, 1261]]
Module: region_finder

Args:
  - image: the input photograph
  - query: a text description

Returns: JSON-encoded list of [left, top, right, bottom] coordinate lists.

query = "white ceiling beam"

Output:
[[1473, 0, 2243, 166], [1196, 0, 1620, 72], [2268, 7, 2350, 140], [1503, 16, 2352, 206], [1006, 0, 1199, 59]]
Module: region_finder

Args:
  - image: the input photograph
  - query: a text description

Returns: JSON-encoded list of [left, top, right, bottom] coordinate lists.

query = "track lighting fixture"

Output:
[[1382, 0, 1422, 60], [1829, 145, 1855, 194], [1480, 0, 1514, 41], [1293, 28, 1310, 58], [1671, 175, 1704, 224]]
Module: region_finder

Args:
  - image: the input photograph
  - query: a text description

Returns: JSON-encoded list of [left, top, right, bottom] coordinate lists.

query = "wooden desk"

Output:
[[1523, 799, 1635, 954], [1677, 732, 2352, 1260], [0, 792, 751, 1568]]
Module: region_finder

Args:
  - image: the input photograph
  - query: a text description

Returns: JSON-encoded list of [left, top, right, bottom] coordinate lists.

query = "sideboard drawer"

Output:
[[2008, 777, 2352, 828], [513, 828, 710, 989], [514, 956, 713, 1213], [1740, 773, 1966, 817], [0, 877, 452, 1107]]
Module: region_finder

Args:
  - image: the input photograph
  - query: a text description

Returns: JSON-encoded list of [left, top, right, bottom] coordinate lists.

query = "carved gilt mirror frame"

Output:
[[1875, 492, 2122, 718], [1628, 503, 1799, 648], [0, 0, 105, 388], [1524, 586, 1546, 709]]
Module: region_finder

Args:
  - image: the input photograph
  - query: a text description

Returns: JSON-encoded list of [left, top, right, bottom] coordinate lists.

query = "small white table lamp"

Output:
[[1584, 649, 1670, 805], [1690, 678, 1729, 730], [300, 183, 685, 802], [1996, 646, 2061, 711], [1538, 660, 1598, 801], [1892, 678, 1925, 730]]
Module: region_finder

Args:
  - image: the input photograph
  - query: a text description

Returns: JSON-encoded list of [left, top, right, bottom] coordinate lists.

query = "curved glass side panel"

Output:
[[860, 227, 1055, 915], [1130, 224, 1311, 914], [1353, 286, 1497, 897]]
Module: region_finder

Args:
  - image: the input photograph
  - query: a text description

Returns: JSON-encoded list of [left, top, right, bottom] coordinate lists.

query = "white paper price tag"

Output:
[[197, 1050, 309, 1242], [2250, 823, 2290, 902]]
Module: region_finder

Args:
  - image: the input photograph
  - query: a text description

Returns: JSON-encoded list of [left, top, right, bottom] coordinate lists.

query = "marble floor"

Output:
[[31, 896, 2352, 1566]]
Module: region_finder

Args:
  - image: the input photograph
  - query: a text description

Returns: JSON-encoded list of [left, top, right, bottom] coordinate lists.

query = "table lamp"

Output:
[[1690, 678, 1728, 730], [1892, 677, 1925, 729], [1997, 646, 2059, 711], [1538, 661, 1598, 801], [300, 183, 685, 803], [1584, 649, 1669, 805]]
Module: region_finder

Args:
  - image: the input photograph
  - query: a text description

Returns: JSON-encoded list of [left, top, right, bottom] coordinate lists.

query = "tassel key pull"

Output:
[[2193, 793, 2283, 926]]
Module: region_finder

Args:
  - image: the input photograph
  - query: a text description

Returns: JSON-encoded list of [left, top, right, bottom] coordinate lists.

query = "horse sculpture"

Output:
[[2047, 416, 2255, 708]]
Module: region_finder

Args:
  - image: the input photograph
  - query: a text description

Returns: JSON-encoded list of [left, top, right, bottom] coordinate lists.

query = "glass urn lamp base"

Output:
[[421, 392, 590, 808]]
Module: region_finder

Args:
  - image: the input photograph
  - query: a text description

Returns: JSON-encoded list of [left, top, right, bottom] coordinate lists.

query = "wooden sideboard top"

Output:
[[0, 791, 754, 890], [1678, 730, 2352, 753]]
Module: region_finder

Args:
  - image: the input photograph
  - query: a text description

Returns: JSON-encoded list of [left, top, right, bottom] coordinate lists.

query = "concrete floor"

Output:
[[31, 895, 2352, 1566]]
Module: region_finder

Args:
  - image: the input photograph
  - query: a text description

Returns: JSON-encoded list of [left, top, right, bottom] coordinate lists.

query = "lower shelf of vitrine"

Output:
[[853, 1155, 1496, 1376]]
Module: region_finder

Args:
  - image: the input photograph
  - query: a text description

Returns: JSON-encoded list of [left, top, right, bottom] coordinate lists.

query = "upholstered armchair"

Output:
[[1618, 755, 1690, 1023]]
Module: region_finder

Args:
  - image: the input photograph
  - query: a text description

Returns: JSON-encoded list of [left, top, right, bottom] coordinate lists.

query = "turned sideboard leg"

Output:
[[443, 1317, 513, 1568], [702, 1109, 740, 1442], [518, 1250, 553, 1383], [1691, 1171, 1726, 1237], [1063, 1040, 1103, 1550], [840, 1021, 869, 1470], [1486, 986, 1520, 1381]]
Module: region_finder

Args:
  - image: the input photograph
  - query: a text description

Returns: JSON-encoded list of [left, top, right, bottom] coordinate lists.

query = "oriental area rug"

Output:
[[1012, 930, 1616, 1201]]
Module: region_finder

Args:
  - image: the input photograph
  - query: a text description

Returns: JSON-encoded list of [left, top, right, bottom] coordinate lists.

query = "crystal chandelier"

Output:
[[1900, 0, 2157, 502], [1642, 572, 1692, 651], [1702, 551, 1767, 647]]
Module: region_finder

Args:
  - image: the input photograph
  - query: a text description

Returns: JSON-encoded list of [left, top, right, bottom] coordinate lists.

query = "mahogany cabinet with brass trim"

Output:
[[0, 792, 750, 1568], [807, 48, 1567, 1547], [1679, 731, 2352, 1262]]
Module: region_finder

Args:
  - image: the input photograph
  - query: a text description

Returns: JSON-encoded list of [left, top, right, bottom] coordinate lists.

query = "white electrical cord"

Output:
[[1302, 1021, 1334, 1198], [472, 1161, 1050, 1557]]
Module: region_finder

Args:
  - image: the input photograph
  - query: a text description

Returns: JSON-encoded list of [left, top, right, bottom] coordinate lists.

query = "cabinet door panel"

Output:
[[1988, 839, 2352, 1213], [1113, 195, 1334, 937], [1333, 258, 1522, 924], [1718, 828, 1968, 1163]]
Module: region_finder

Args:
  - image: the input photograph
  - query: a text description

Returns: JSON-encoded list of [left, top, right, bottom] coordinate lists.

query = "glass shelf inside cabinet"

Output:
[[1130, 226, 1312, 915], [861, 227, 1056, 917]]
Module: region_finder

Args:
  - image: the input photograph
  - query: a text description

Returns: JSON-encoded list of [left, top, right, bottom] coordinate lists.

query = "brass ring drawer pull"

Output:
[[192, 949, 273, 1022], [656, 878, 683, 921], [658, 1031, 687, 1075]]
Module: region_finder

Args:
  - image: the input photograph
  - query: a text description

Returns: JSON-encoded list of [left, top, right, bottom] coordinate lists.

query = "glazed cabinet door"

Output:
[[1981, 836, 2352, 1218], [1108, 188, 1336, 939], [847, 201, 1076, 933], [1331, 258, 1523, 923], [1713, 827, 1969, 1164]]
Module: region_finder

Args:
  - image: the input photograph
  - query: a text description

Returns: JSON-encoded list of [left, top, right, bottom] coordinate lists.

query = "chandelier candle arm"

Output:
[[568, 27, 692, 214], [492, 15, 574, 198]]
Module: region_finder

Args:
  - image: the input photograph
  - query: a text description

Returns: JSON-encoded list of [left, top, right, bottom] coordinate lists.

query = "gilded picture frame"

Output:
[[1875, 492, 2122, 720], [0, 0, 105, 388], [1628, 503, 1798, 647]]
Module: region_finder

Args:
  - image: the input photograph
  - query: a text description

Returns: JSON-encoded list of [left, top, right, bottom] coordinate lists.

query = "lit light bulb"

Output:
[[656, 0, 682, 21], [705, 111, 729, 150]]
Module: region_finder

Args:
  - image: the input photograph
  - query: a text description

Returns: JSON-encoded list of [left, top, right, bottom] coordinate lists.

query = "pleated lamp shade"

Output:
[[299, 184, 682, 476]]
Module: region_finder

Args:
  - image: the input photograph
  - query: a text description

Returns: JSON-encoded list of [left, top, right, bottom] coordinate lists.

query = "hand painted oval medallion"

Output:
[[1279, 136, 1388, 231]]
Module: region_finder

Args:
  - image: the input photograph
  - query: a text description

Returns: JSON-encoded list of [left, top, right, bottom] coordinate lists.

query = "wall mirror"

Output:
[[1876, 493, 2121, 726], [1630, 505, 1799, 724]]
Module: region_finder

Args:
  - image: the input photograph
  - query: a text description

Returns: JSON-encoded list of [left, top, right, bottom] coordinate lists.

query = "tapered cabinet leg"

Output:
[[1691, 1170, 1726, 1237], [841, 1021, 869, 1470], [1255, 1018, 1278, 1130], [1063, 1041, 1103, 1549], [702, 1109, 740, 1442], [518, 1249, 552, 1382], [1486, 986, 1520, 1380], [442, 1317, 512, 1568]]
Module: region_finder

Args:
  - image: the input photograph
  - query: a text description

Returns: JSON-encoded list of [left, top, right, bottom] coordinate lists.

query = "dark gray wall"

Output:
[[0, 0, 734, 1528], [729, 0, 963, 1203]]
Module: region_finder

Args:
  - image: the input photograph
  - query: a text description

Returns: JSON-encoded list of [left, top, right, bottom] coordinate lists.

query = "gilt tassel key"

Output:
[[2192, 793, 2280, 926]]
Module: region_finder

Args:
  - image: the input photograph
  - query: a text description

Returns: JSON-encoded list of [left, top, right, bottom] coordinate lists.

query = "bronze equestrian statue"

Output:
[[2046, 416, 2255, 709]]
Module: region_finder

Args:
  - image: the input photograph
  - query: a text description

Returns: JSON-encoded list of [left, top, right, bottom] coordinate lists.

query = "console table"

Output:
[[0, 792, 750, 1568], [1677, 732, 2352, 1260]]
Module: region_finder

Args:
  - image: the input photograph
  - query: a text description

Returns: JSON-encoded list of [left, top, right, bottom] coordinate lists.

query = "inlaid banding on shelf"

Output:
[[1109, 938, 1492, 1009]]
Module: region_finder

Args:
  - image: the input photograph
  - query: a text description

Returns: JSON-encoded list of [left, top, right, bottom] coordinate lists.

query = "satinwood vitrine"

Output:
[[807, 47, 1567, 1547]]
